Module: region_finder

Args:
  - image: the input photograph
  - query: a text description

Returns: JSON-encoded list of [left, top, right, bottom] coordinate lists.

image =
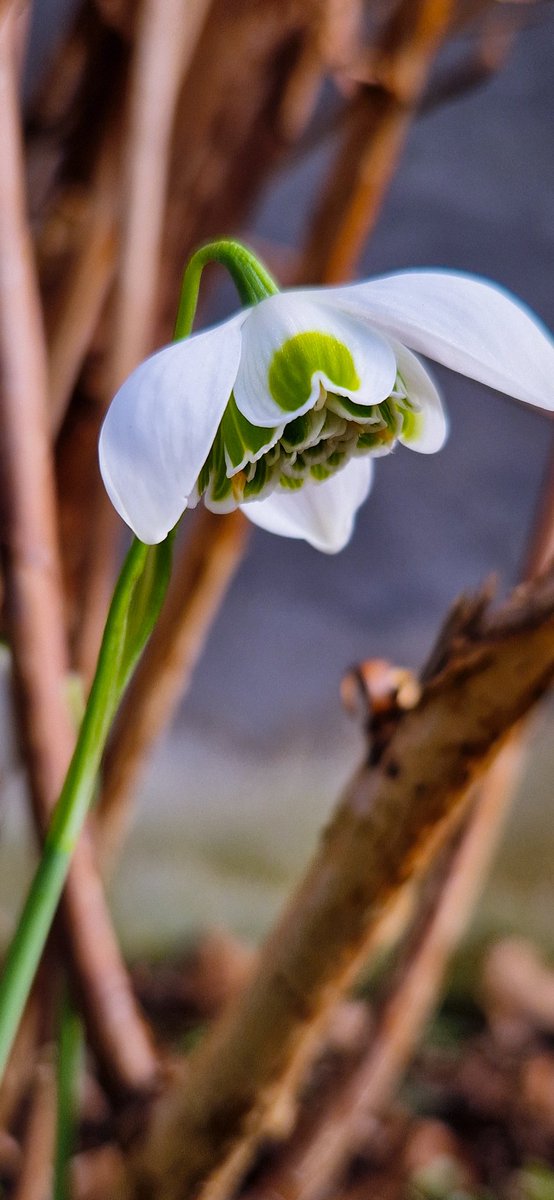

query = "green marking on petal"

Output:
[[220, 394, 277, 472], [310, 463, 334, 481], [400, 408, 424, 442], [326, 451, 346, 468], [379, 397, 401, 433], [280, 408, 326, 452], [268, 332, 360, 414], [392, 369, 409, 401], [287, 453, 306, 475], [243, 455, 272, 499], [356, 428, 395, 453], [208, 430, 233, 503], [197, 444, 214, 496], [280, 413, 310, 449], [326, 393, 381, 424], [319, 411, 347, 440], [279, 474, 304, 490]]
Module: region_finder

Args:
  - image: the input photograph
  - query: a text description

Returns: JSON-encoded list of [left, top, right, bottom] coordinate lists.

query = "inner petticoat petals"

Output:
[[196, 327, 423, 513]]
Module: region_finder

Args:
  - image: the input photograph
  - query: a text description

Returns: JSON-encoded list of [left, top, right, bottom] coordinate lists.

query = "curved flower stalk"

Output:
[[100, 252, 554, 553]]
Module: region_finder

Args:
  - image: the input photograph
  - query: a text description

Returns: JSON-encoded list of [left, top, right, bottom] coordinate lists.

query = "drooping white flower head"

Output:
[[99, 270, 554, 553]]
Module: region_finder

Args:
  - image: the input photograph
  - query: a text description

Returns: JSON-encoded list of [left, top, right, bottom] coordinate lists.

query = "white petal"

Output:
[[331, 271, 554, 411], [241, 458, 373, 553], [391, 340, 448, 453], [234, 291, 397, 428], [99, 315, 243, 543]]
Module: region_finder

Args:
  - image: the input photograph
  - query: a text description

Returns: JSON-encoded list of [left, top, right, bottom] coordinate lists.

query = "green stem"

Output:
[[0, 537, 163, 1078], [174, 239, 278, 339], [0, 236, 276, 1082], [53, 988, 83, 1200]]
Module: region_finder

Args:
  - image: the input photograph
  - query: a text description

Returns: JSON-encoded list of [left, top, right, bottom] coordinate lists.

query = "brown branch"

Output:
[[246, 745, 524, 1200], [299, 0, 454, 283], [420, 12, 517, 112], [0, 989, 40, 1133], [35, 10, 130, 664], [276, 0, 362, 143], [12, 1048, 56, 1200], [71, 494, 123, 683], [156, 0, 331, 330], [0, 7, 159, 1100], [0, 6, 74, 812], [111, 0, 212, 387], [134, 565, 554, 1200], [96, 507, 250, 867], [73, 1144, 132, 1200], [47, 127, 120, 435], [62, 839, 160, 1098], [11, 959, 58, 1200]]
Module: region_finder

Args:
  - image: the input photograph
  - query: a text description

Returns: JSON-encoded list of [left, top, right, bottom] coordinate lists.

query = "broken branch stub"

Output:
[[137, 566, 554, 1200]]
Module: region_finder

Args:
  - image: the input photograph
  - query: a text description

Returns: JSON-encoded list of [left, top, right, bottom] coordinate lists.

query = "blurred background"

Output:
[[1, 0, 553, 960]]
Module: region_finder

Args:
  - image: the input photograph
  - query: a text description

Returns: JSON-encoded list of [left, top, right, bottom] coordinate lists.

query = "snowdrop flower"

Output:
[[100, 270, 554, 553]]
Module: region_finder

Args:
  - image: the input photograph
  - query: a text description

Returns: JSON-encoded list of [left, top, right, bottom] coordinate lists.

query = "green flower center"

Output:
[[194, 333, 422, 512], [268, 332, 361, 412]]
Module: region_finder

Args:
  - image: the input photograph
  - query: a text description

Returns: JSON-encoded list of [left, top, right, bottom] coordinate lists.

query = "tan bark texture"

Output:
[[135, 568, 554, 1200]]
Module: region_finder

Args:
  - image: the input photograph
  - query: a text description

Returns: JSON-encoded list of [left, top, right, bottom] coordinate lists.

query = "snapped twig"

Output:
[[135, 565, 554, 1200]]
